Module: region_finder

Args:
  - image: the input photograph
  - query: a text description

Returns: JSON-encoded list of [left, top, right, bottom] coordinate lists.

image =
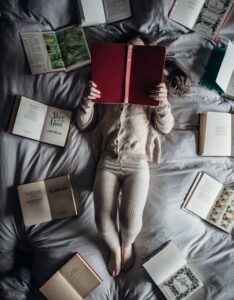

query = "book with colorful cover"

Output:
[[20, 25, 91, 74], [91, 43, 166, 106]]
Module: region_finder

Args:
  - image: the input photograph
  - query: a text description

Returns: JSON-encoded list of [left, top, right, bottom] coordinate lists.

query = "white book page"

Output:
[[216, 42, 234, 94], [20, 32, 51, 74], [40, 106, 72, 147], [103, 0, 131, 23], [185, 173, 223, 219], [143, 243, 186, 286], [159, 264, 203, 300], [80, 0, 106, 25], [40, 271, 82, 300], [203, 112, 232, 156], [17, 181, 52, 226], [12, 96, 47, 141], [169, 0, 205, 29], [232, 115, 234, 156]]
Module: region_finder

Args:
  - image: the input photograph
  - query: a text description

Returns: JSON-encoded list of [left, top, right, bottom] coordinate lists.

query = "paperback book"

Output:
[[18, 175, 78, 226], [21, 25, 91, 74], [91, 43, 166, 106], [77, 0, 131, 26], [200, 42, 234, 99], [168, 0, 234, 40], [182, 172, 234, 233], [199, 111, 234, 157], [143, 242, 203, 300], [40, 253, 102, 300], [7, 96, 72, 147]]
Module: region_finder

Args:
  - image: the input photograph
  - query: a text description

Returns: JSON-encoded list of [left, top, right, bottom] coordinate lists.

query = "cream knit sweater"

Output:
[[76, 99, 174, 163]]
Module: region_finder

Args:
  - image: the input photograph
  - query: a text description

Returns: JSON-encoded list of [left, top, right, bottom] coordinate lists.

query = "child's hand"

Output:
[[149, 83, 168, 103], [84, 81, 101, 101]]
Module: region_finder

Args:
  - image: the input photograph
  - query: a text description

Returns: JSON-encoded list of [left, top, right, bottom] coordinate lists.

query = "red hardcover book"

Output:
[[91, 43, 166, 106]]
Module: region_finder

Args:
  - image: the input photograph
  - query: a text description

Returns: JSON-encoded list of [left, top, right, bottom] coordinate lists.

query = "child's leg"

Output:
[[93, 161, 121, 276], [119, 160, 150, 269]]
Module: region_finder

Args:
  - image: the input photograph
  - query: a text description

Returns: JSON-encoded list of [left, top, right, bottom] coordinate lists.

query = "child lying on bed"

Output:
[[76, 36, 189, 277]]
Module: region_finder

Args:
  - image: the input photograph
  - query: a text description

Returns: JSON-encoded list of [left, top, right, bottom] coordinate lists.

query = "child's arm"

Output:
[[149, 83, 174, 134], [76, 81, 100, 131]]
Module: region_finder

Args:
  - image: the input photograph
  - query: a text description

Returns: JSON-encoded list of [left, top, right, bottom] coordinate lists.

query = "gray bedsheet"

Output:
[[0, 0, 234, 299]]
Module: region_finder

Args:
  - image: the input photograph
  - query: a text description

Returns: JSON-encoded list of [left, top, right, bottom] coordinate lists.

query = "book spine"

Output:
[[214, 2, 234, 41], [124, 45, 133, 104], [7, 96, 21, 133]]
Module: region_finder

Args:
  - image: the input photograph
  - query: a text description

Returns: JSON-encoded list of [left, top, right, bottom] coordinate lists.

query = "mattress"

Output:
[[0, 0, 234, 299]]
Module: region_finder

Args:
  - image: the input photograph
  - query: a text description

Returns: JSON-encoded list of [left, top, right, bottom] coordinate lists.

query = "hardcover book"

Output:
[[40, 253, 102, 300], [20, 25, 91, 74], [17, 175, 78, 226], [143, 242, 203, 300], [168, 0, 234, 40], [91, 43, 166, 106], [200, 42, 234, 99], [77, 0, 131, 26], [182, 172, 234, 233], [7, 96, 72, 147], [199, 111, 234, 157]]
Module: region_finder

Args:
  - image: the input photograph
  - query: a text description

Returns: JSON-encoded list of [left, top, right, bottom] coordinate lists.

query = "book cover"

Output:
[[91, 43, 166, 106], [40, 253, 102, 300]]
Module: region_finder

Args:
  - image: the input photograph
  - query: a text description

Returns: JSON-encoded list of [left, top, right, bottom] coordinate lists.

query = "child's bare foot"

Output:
[[107, 247, 121, 277], [121, 244, 134, 271]]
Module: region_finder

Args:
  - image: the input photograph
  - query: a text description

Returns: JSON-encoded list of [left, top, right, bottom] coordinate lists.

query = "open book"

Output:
[[199, 112, 234, 156], [200, 42, 234, 99], [40, 253, 102, 300], [143, 242, 203, 300], [182, 172, 234, 233], [91, 43, 166, 106], [7, 96, 72, 147], [17, 175, 78, 226], [77, 0, 131, 26], [169, 0, 234, 40], [20, 25, 91, 74]]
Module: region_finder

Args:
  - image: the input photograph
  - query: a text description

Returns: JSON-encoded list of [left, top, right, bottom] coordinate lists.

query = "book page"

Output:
[[103, 0, 131, 23], [184, 173, 223, 219], [20, 32, 51, 74], [17, 181, 52, 226], [193, 0, 234, 39], [207, 187, 234, 233], [45, 175, 77, 220], [79, 0, 106, 25], [60, 254, 102, 298], [12, 96, 47, 141], [42, 32, 65, 71], [169, 0, 205, 29], [40, 271, 83, 300], [56, 25, 91, 71], [159, 264, 203, 300], [143, 243, 186, 286], [40, 106, 72, 147], [232, 115, 234, 156], [203, 112, 232, 156], [225, 71, 234, 98]]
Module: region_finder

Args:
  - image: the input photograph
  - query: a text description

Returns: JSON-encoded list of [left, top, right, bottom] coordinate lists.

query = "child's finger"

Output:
[[90, 86, 101, 94], [89, 81, 97, 88]]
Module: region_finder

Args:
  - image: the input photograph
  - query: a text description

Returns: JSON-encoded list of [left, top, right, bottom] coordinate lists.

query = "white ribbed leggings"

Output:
[[93, 158, 150, 251]]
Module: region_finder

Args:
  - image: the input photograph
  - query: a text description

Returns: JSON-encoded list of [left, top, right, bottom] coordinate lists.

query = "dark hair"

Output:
[[164, 58, 190, 96]]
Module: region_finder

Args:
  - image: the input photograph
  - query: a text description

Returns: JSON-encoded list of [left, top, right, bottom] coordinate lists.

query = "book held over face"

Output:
[[17, 175, 78, 226], [7, 96, 72, 147], [199, 112, 234, 157], [182, 172, 234, 233], [168, 0, 234, 40], [200, 42, 234, 99], [20, 25, 91, 74], [143, 242, 203, 300], [91, 43, 166, 106], [40, 253, 102, 300], [77, 0, 131, 26]]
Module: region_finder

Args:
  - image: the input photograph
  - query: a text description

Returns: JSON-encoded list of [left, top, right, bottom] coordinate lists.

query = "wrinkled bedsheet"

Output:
[[0, 0, 234, 299]]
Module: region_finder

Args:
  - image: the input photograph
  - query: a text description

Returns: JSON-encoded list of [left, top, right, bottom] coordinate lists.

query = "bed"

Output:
[[0, 0, 234, 299]]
